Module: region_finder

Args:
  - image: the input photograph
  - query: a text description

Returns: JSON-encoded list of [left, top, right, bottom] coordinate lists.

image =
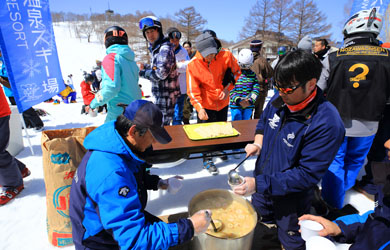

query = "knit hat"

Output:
[[123, 100, 172, 144], [250, 40, 263, 53], [297, 35, 313, 52], [195, 33, 218, 58]]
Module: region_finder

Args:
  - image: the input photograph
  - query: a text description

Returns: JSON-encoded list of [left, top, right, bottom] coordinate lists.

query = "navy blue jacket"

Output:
[[333, 185, 390, 249], [253, 88, 345, 197], [69, 121, 193, 250]]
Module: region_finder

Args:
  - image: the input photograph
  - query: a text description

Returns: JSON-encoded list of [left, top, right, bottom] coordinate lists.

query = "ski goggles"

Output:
[[139, 17, 155, 30], [273, 81, 306, 94], [168, 31, 181, 40]]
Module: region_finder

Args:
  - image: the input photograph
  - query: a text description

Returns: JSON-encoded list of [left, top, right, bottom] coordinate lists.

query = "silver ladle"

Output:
[[228, 155, 250, 185]]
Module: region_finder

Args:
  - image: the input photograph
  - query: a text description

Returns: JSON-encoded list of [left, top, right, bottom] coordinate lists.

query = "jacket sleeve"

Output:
[[229, 77, 243, 106], [256, 113, 345, 196], [89, 165, 192, 250], [333, 211, 373, 243], [90, 53, 121, 109], [145, 44, 176, 82], [186, 63, 204, 112], [249, 76, 260, 104], [175, 49, 190, 74]]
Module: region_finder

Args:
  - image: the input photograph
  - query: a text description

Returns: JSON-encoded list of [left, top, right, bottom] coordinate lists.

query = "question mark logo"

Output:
[[348, 63, 369, 88]]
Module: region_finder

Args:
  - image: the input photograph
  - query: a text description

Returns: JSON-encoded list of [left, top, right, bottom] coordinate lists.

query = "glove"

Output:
[[222, 67, 235, 87], [189, 209, 212, 236], [158, 176, 183, 194], [139, 69, 146, 77]]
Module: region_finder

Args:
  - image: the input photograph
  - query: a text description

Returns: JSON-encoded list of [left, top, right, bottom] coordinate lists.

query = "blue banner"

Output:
[[0, 0, 64, 113], [350, 0, 390, 16]]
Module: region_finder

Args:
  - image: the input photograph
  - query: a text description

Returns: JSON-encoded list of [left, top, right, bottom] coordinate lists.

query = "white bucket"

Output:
[[299, 219, 324, 241], [7, 106, 24, 156], [306, 236, 336, 250]]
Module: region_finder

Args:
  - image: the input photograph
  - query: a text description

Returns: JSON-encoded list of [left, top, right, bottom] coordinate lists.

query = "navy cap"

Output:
[[123, 100, 172, 144], [250, 40, 263, 52]]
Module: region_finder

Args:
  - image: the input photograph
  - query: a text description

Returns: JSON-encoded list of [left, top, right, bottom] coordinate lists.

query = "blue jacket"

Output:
[[69, 121, 193, 250], [253, 88, 345, 197], [333, 185, 390, 249], [90, 44, 142, 123]]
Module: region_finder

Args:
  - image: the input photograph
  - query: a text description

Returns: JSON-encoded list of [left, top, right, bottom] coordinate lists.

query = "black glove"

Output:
[[222, 67, 235, 87]]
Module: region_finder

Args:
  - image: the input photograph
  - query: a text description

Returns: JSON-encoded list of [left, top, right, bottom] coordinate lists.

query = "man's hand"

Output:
[[298, 214, 342, 237], [0, 76, 11, 88], [198, 108, 209, 120], [218, 87, 230, 100], [233, 177, 256, 196], [245, 143, 261, 156], [189, 210, 212, 235], [239, 99, 251, 108], [85, 105, 90, 114], [158, 176, 184, 194]]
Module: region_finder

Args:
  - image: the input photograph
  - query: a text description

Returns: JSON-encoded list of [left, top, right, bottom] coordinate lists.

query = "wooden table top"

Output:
[[151, 119, 258, 156]]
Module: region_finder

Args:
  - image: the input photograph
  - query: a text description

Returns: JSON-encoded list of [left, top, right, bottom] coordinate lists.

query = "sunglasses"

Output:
[[139, 17, 155, 30], [273, 81, 306, 94], [169, 31, 181, 40]]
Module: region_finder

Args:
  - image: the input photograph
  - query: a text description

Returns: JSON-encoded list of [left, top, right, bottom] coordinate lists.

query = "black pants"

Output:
[[9, 97, 43, 128], [0, 116, 25, 187]]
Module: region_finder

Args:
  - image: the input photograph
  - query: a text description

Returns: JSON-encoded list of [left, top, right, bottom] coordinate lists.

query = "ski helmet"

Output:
[[139, 16, 163, 39], [238, 49, 254, 69], [277, 46, 287, 56], [104, 26, 128, 49], [342, 8, 383, 37]]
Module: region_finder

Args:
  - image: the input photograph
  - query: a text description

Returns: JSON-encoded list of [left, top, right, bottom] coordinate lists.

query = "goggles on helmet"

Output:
[[139, 17, 155, 30], [169, 31, 181, 40]]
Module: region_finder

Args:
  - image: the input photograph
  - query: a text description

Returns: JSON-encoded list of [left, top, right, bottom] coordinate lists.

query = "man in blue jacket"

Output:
[[87, 26, 142, 123], [234, 50, 345, 250], [70, 100, 211, 249], [299, 140, 390, 249]]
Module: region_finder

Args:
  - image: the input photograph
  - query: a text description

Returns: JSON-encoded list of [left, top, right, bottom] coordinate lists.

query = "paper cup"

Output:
[[89, 109, 97, 117], [305, 236, 336, 250], [168, 178, 182, 194], [228, 175, 245, 191], [299, 220, 324, 241]]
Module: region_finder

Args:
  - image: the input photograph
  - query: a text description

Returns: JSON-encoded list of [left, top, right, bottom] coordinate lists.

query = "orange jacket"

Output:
[[186, 49, 241, 112]]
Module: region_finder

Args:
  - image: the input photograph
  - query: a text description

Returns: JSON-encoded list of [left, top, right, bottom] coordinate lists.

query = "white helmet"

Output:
[[342, 8, 383, 37], [238, 49, 254, 69]]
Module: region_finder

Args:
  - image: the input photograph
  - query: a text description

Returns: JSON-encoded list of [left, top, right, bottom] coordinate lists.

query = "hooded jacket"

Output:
[[69, 121, 193, 250], [186, 49, 241, 112], [90, 44, 142, 123]]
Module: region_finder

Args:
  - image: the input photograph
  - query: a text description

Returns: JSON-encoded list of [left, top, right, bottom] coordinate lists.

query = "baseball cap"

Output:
[[123, 100, 172, 144], [195, 33, 218, 58]]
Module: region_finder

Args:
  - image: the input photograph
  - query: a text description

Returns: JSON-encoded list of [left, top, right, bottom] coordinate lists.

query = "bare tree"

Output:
[[271, 0, 292, 45], [175, 6, 207, 42], [77, 22, 95, 43], [239, 0, 273, 40], [290, 0, 331, 44]]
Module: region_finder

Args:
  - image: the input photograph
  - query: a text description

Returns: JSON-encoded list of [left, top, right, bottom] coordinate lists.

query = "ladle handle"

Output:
[[233, 155, 251, 171], [205, 210, 218, 232]]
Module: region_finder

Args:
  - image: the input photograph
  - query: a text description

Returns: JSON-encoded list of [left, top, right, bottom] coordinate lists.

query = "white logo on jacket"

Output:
[[283, 132, 295, 148], [119, 186, 130, 197], [268, 114, 280, 129]]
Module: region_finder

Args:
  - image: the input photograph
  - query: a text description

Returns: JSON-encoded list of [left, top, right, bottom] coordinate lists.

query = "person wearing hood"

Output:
[[70, 100, 211, 250], [321, 8, 390, 210], [138, 16, 179, 125], [86, 26, 142, 123]]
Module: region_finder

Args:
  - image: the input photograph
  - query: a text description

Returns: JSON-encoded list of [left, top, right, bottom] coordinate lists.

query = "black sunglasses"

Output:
[[273, 81, 307, 94]]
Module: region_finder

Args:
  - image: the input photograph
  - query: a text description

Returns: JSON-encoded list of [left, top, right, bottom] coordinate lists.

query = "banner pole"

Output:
[[20, 114, 34, 155]]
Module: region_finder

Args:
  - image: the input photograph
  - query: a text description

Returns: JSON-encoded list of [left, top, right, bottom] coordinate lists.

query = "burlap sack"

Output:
[[41, 127, 96, 247]]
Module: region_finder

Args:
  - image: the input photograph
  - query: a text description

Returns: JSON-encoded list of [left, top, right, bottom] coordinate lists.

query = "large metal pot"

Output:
[[188, 189, 257, 250]]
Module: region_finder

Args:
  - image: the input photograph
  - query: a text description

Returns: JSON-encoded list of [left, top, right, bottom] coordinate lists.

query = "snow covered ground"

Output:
[[0, 23, 374, 250]]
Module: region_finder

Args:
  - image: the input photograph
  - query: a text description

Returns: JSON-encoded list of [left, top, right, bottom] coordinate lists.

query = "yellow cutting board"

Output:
[[183, 122, 240, 141]]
